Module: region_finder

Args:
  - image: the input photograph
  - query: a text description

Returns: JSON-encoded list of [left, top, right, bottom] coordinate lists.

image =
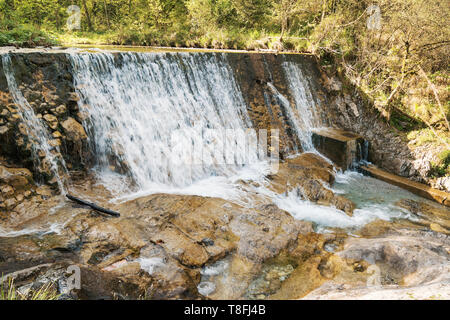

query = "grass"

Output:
[[0, 276, 60, 300], [407, 128, 450, 147], [54, 28, 310, 52], [0, 24, 58, 47]]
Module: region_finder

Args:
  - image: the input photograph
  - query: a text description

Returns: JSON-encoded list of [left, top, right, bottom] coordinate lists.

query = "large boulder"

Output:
[[61, 117, 87, 142], [0, 166, 33, 191], [60, 117, 88, 166], [268, 153, 355, 215]]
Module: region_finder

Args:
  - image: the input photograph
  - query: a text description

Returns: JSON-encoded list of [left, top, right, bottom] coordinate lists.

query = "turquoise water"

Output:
[[274, 170, 422, 230]]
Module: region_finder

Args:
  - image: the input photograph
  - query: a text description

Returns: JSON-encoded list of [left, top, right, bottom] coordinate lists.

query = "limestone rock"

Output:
[[54, 105, 67, 116], [151, 226, 209, 267], [61, 117, 87, 142], [322, 74, 343, 92], [43, 114, 58, 130], [35, 186, 52, 197], [0, 125, 9, 135], [0, 166, 33, 190], [4, 197, 16, 209], [269, 153, 355, 216], [0, 184, 14, 197], [304, 228, 450, 300]]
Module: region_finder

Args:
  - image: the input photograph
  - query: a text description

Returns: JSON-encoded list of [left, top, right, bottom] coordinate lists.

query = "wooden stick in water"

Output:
[[66, 194, 120, 217]]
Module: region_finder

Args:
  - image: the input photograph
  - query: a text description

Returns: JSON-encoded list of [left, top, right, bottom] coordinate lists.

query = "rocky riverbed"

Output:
[[1, 153, 449, 300]]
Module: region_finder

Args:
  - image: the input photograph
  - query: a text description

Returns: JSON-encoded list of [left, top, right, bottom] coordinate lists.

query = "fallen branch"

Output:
[[66, 194, 120, 217]]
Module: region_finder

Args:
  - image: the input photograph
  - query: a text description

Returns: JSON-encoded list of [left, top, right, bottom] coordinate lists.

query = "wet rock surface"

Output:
[[2, 151, 449, 300], [269, 153, 355, 215], [0, 190, 320, 299], [304, 227, 450, 300], [0, 53, 89, 187]]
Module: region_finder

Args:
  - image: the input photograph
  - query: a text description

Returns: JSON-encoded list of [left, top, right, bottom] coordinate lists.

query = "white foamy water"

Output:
[[1, 51, 433, 240], [69, 52, 274, 199], [1, 54, 67, 193], [281, 60, 321, 151], [68, 51, 425, 230], [273, 170, 419, 230], [136, 257, 165, 275]]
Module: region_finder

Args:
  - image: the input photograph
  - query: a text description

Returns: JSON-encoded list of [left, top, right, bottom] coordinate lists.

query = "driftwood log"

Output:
[[66, 194, 120, 217]]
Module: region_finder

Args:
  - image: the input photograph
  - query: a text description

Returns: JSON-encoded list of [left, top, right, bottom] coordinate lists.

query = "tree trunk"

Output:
[[103, 0, 111, 29], [82, 0, 93, 31], [321, 0, 326, 22]]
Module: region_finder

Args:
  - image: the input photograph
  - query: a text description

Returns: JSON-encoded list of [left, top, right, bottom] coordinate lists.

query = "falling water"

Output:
[[281, 61, 321, 151], [1, 50, 431, 236], [1, 54, 67, 193], [69, 52, 269, 196]]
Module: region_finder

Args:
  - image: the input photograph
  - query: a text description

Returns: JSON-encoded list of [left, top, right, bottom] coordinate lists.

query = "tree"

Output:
[[232, 0, 270, 28], [273, 0, 300, 41]]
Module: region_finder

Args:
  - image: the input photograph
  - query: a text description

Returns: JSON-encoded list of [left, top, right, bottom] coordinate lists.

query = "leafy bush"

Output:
[[0, 23, 57, 47]]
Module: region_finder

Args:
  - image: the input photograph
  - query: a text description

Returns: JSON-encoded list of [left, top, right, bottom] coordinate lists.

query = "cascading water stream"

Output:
[[69, 52, 270, 198], [1, 54, 67, 194], [0, 50, 428, 237], [281, 60, 322, 151]]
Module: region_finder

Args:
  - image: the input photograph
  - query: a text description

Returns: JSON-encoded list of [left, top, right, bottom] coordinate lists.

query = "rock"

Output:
[[201, 238, 215, 246], [151, 226, 209, 267], [322, 75, 343, 92], [7, 104, 18, 113], [43, 114, 58, 130], [15, 193, 24, 202], [0, 125, 9, 135], [35, 186, 53, 197], [54, 105, 67, 116], [49, 139, 61, 147], [0, 166, 33, 190], [0, 109, 10, 117], [435, 177, 450, 193], [61, 117, 87, 142], [17, 123, 28, 135], [344, 94, 359, 117], [396, 199, 450, 230], [268, 153, 355, 216], [4, 197, 16, 209], [430, 223, 448, 234], [0, 184, 14, 197], [304, 228, 450, 300], [52, 131, 62, 138]]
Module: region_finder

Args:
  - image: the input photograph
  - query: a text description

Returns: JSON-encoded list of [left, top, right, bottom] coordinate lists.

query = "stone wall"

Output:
[[0, 53, 90, 210], [227, 52, 330, 157]]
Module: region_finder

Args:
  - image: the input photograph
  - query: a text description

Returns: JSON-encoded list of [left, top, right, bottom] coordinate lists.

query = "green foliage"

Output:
[[439, 150, 450, 168], [428, 150, 450, 178], [0, 23, 58, 47], [389, 109, 424, 132]]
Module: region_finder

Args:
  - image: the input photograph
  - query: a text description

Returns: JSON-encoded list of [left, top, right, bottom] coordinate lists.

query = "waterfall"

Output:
[[69, 52, 268, 196], [281, 60, 321, 151], [1, 54, 67, 193]]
